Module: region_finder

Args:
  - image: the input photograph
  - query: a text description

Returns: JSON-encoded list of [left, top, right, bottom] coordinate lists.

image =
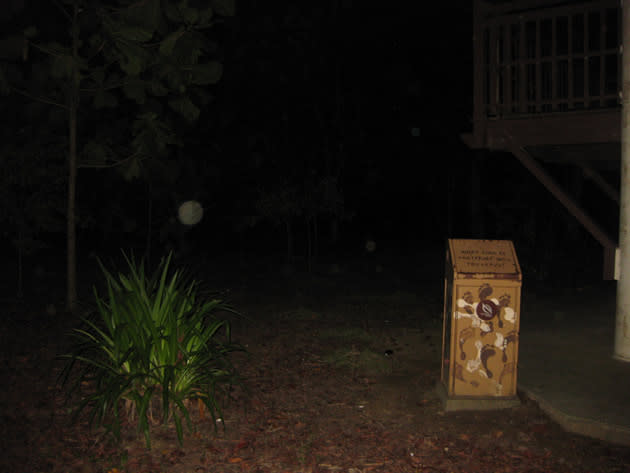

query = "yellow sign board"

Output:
[[440, 239, 522, 407], [449, 239, 521, 279]]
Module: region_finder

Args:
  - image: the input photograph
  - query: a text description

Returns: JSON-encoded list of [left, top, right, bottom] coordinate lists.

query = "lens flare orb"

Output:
[[178, 200, 203, 226]]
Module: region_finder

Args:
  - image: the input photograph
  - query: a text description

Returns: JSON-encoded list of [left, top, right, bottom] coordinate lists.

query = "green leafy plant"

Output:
[[60, 252, 243, 448]]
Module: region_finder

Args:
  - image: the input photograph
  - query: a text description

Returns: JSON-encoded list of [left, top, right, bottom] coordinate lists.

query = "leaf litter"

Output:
[[2, 273, 630, 473]]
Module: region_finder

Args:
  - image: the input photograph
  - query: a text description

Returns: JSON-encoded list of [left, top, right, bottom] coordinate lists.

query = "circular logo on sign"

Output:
[[476, 300, 499, 321]]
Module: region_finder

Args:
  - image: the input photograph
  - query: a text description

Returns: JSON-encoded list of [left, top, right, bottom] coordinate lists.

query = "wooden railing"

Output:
[[475, 0, 621, 119]]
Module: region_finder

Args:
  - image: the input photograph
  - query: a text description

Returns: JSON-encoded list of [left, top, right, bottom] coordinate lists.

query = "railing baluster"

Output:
[[474, 0, 620, 127]]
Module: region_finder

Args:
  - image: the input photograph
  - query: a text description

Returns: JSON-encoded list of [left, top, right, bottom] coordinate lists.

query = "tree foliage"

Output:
[[0, 0, 234, 310]]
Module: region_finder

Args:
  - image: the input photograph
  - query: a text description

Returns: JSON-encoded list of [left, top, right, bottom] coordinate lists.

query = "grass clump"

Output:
[[323, 346, 392, 376], [60, 252, 243, 448], [317, 327, 375, 344]]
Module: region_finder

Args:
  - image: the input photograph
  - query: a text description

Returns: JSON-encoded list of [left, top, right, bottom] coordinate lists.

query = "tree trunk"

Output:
[[313, 214, 318, 265], [306, 217, 312, 273], [285, 219, 294, 264], [66, 0, 79, 313], [446, 157, 454, 238], [17, 227, 23, 299], [470, 151, 484, 236]]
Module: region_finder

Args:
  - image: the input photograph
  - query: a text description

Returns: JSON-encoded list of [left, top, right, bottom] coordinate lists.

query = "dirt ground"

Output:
[[2, 263, 630, 473]]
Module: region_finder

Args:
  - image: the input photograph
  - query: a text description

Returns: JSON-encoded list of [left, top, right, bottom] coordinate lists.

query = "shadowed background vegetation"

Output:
[[0, 0, 612, 309]]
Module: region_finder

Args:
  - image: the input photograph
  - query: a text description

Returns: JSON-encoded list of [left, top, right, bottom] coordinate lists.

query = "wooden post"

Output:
[[615, 0, 630, 361]]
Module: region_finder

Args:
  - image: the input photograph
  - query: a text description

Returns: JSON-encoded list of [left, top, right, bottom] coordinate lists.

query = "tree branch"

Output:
[[11, 86, 67, 109], [78, 151, 144, 169], [50, 0, 73, 23], [28, 40, 69, 59]]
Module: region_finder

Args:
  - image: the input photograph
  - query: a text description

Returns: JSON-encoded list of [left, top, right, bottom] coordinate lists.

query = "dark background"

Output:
[[0, 1, 617, 298]]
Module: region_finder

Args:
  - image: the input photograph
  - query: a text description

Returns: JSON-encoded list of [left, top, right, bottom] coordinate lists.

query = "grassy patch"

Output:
[[276, 306, 321, 321], [323, 346, 392, 376], [316, 327, 375, 344]]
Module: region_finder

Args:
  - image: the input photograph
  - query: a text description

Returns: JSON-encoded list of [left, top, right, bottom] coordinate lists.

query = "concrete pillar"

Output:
[[615, 0, 630, 361]]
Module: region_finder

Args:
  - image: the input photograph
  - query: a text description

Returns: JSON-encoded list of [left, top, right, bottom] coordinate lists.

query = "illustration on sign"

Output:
[[453, 282, 518, 395]]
